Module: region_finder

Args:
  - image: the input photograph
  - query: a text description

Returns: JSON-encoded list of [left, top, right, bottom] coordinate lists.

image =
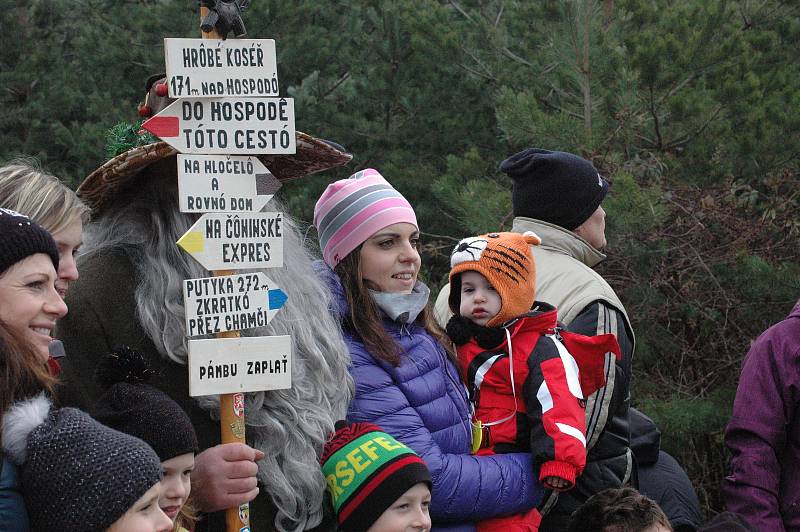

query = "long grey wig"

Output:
[[82, 165, 353, 531]]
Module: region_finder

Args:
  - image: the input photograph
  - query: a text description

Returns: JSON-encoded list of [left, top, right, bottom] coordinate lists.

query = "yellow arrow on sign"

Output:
[[177, 230, 206, 254]]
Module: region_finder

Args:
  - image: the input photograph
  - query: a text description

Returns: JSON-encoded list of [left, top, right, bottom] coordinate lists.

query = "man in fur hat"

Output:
[[57, 78, 354, 532]]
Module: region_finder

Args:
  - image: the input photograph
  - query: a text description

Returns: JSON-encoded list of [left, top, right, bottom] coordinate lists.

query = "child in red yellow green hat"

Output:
[[321, 421, 432, 532]]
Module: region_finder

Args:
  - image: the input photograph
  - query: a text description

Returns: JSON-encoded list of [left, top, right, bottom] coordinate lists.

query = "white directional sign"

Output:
[[188, 335, 292, 396], [183, 272, 288, 336], [165, 38, 279, 98], [176, 212, 284, 270], [142, 97, 296, 154], [178, 154, 282, 213]]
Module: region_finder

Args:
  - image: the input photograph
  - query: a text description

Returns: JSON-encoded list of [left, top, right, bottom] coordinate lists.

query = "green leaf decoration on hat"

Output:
[[105, 121, 158, 158]]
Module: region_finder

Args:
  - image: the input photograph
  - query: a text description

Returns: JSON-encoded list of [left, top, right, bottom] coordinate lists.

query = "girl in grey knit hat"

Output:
[[1, 393, 173, 532]]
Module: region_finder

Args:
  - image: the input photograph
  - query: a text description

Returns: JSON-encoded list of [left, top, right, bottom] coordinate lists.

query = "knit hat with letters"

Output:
[[93, 346, 199, 461], [449, 231, 542, 327], [1, 393, 162, 531], [500, 148, 609, 230], [320, 421, 431, 532], [314, 168, 417, 268], [0, 208, 59, 275]]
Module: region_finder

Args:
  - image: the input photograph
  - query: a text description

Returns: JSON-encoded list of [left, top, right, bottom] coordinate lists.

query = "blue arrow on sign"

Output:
[[268, 288, 288, 310]]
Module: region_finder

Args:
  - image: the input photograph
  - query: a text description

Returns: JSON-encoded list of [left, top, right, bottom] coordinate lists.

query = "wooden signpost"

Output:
[[177, 154, 281, 213], [183, 272, 287, 336], [141, 96, 296, 154], [188, 335, 291, 396], [139, 6, 300, 530], [176, 212, 284, 271], [164, 38, 279, 98]]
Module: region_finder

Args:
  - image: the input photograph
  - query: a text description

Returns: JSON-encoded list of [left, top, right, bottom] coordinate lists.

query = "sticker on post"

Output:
[[233, 393, 245, 418], [183, 272, 287, 336], [238, 504, 250, 526], [178, 154, 282, 213], [164, 38, 279, 98], [176, 212, 284, 271], [188, 335, 292, 396], [141, 97, 296, 155]]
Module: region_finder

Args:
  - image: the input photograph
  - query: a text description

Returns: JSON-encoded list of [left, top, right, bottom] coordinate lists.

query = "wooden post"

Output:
[[217, 269, 250, 532], [198, 10, 252, 530], [200, 6, 223, 40]]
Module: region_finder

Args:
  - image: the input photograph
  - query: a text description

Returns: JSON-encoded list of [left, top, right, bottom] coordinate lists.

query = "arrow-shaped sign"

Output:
[[142, 97, 296, 155], [188, 335, 292, 396], [183, 272, 287, 336], [178, 154, 282, 213], [176, 212, 284, 271], [165, 38, 279, 98]]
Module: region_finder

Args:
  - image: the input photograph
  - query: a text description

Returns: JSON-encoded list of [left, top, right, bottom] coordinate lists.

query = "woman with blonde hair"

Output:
[[0, 160, 90, 299]]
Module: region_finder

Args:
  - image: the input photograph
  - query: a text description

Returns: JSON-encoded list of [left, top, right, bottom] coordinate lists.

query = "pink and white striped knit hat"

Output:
[[314, 168, 418, 268]]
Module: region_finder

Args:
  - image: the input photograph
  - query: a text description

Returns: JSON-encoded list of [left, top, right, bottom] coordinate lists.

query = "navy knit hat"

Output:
[[0, 208, 59, 274], [500, 148, 609, 230], [321, 421, 431, 532], [2, 394, 163, 531], [93, 346, 199, 461]]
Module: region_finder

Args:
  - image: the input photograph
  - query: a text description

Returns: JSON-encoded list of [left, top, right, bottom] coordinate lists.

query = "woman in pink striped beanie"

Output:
[[313, 169, 542, 529], [314, 168, 418, 271]]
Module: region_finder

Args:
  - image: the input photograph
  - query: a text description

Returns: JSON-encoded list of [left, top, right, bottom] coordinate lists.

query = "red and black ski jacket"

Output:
[[454, 302, 621, 487]]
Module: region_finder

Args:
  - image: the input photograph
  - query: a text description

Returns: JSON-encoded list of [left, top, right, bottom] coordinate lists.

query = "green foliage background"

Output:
[[2, 0, 799, 516]]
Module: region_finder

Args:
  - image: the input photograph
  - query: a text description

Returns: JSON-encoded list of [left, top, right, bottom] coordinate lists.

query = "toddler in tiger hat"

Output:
[[445, 231, 621, 531]]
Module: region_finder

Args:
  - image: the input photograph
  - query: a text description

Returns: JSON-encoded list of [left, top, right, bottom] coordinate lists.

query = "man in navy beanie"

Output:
[[434, 148, 635, 531], [504, 148, 610, 237]]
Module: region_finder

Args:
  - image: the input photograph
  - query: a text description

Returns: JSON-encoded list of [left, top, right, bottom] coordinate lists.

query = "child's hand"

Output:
[[543, 475, 572, 491]]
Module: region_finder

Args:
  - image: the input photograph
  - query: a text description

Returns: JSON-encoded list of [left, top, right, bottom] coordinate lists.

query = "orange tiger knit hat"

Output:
[[448, 231, 542, 327]]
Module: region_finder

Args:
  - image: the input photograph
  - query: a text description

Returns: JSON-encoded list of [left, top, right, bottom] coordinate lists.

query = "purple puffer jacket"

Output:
[[724, 299, 800, 531], [315, 262, 542, 531]]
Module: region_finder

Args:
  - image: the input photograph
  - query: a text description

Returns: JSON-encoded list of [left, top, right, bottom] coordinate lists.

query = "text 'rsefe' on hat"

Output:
[[0, 208, 59, 275], [448, 231, 542, 327], [500, 148, 609, 230], [320, 421, 431, 532]]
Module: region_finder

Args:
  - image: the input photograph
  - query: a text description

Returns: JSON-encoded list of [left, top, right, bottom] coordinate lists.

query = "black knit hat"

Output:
[[321, 421, 431, 532], [0, 208, 59, 274], [93, 346, 199, 461], [1, 394, 163, 531], [500, 148, 609, 230]]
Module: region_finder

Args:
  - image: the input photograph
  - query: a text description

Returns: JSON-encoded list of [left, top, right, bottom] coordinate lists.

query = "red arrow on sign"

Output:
[[143, 116, 179, 138]]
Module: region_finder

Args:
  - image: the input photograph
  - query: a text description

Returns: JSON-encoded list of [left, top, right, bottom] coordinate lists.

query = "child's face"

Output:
[[159, 452, 194, 522], [367, 483, 431, 532], [106, 482, 173, 532], [459, 270, 501, 326]]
